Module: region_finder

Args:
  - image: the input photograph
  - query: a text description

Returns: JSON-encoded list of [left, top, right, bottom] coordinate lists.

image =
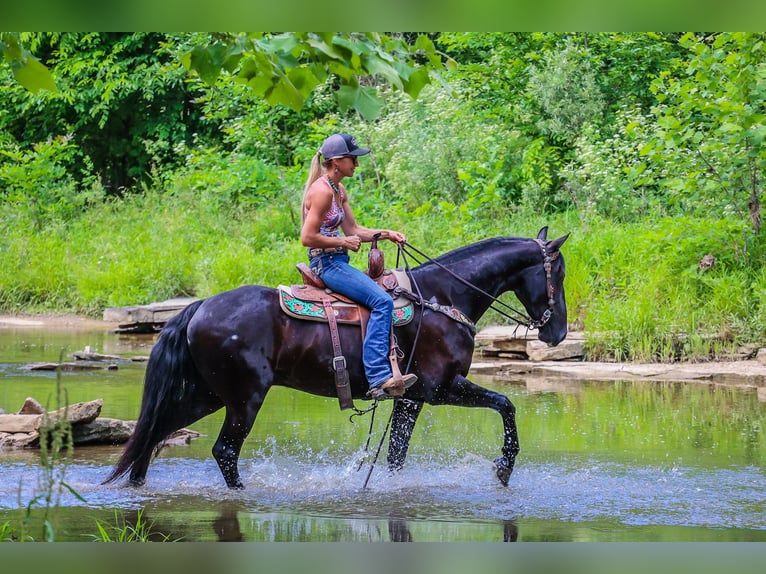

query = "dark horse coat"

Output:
[[105, 228, 568, 489]]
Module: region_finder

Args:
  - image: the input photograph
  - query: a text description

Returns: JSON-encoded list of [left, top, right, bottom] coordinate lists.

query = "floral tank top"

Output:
[[306, 177, 345, 256]]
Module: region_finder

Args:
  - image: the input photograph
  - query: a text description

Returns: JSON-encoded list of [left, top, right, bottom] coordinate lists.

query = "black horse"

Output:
[[104, 227, 568, 489]]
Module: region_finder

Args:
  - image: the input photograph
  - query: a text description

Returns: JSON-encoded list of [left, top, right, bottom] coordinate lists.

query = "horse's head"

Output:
[[516, 227, 569, 347]]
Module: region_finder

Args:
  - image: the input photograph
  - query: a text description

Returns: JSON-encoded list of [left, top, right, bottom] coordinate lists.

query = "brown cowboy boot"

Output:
[[367, 373, 418, 400]]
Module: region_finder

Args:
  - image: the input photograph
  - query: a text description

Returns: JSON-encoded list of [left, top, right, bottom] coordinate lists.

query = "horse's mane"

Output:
[[411, 236, 532, 271]]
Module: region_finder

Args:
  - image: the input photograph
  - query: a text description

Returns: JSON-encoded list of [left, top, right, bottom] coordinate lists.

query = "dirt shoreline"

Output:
[[2, 313, 766, 390], [0, 313, 120, 330]]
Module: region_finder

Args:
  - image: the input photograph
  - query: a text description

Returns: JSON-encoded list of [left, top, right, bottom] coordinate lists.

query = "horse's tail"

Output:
[[103, 299, 205, 485]]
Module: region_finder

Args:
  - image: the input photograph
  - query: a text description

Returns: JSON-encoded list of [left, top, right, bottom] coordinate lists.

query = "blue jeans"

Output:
[[310, 253, 393, 387]]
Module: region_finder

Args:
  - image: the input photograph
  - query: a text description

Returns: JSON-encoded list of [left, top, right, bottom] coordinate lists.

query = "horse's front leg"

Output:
[[387, 398, 424, 472], [434, 374, 519, 486]]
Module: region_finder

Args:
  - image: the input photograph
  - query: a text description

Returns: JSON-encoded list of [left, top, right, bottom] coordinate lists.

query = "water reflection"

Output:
[[213, 502, 245, 542], [206, 502, 518, 542]]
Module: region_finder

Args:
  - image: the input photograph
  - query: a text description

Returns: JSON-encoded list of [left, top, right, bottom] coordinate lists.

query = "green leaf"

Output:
[[267, 74, 305, 111], [337, 85, 383, 120], [361, 54, 403, 91], [12, 56, 56, 93], [188, 45, 222, 85], [286, 67, 320, 99], [306, 35, 344, 61], [402, 68, 430, 99]]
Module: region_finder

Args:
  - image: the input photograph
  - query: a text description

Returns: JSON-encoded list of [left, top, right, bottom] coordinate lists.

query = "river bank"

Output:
[[2, 313, 766, 393]]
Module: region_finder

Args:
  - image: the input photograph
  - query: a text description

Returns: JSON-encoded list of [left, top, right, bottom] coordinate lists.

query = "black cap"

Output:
[[320, 134, 370, 159]]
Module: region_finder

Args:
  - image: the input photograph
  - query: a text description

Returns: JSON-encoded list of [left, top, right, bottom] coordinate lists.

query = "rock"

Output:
[[0, 396, 199, 449], [44, 399, 103, 427], [21, 361, 118, 371], [71, 350, 121, 361], [71, 418, 136, 445], [0, 430, 40, 448], [526, 339, 584, 362], [756, 348, 766, 365], [18, 397, 45, 414], [0, 413, 42, 433], [1, 399, 103, 433], [161, 428, 202, 446]]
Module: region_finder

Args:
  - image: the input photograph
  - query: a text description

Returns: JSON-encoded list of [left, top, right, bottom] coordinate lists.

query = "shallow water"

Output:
[[0, 326, 764, 541]]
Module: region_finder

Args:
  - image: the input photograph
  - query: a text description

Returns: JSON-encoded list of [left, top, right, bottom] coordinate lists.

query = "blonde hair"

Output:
[[301, 151, 333, 224]]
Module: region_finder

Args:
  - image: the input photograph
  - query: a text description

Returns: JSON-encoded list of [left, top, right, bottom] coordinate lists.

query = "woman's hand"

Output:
[[342, 235, 362, 252], [387, 230, 407, 244]]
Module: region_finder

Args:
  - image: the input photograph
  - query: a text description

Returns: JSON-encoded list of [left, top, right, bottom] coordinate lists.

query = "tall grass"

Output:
[[2, 180, 766, 362]]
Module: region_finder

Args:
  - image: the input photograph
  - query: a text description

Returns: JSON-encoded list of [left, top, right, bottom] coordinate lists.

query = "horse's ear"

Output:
[[537, 226, 549, 241], [548, 233, 570, 252]]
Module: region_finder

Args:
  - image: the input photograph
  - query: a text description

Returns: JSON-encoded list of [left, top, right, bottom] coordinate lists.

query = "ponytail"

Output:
[[301, 151, 330, 224]]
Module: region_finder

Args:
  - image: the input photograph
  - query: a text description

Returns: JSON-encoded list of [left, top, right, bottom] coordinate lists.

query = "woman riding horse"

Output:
[[104, 227, 568, 490], [300, 133, 417, 400]]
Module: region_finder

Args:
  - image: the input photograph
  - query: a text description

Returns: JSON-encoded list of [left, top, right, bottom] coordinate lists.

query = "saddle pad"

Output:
[[278, 285, 414, 326]]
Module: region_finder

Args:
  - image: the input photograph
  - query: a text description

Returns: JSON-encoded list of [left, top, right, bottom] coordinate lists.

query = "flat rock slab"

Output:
[[103, 297, 198, 332], [526, 339, 585, 361], [475, 326, 585, 359], [469, 358, 766, 390], [0, 399, 103, 434], [0, 414, 41, 433]]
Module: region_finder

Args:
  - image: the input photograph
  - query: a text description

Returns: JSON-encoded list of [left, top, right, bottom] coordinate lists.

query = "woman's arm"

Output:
[[301, 184, 362, 251]]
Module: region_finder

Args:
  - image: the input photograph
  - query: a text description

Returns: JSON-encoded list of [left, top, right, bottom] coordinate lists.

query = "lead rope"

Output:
[[358, 243, 425, 487]]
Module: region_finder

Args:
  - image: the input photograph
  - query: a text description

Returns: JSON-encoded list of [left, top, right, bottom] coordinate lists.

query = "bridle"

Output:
[[530, 238, 560, 329], [398, 239, 560, 331]]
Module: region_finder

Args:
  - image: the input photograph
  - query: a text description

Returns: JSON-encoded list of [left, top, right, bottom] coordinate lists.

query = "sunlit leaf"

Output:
[[402, 68, 430, 99], [361, 54, 403, 90], [12, 56, 56, 93], [337, 85, 382, 120], [267, 74, 305, 111], [187, 46, 222, 85]]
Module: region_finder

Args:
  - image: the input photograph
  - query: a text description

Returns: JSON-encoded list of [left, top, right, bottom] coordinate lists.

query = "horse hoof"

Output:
[[493, 456, 514, 486], [126, 477, 146, 488]]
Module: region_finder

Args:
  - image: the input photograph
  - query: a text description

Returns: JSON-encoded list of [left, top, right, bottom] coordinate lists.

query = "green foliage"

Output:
[[93, 508, 176, 542], [649, 32, 766, 233], [570, 216, 766, 361], [0, 135, 101, 229], [359, 86, 520, 212], [526, 39, 606, 144], [561, 106, 668, 220], [3, 32, 766, 361], [0, 520, 17, 541], [0, 32, 56, 93], [183, 32, 444, 121]]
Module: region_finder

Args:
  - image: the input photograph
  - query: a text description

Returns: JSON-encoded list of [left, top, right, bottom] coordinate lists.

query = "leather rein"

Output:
[[396, 239, 559, 332]]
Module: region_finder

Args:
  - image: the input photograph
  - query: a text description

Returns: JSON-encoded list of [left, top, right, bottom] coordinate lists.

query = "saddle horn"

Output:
[[368, 232, 384, 279]]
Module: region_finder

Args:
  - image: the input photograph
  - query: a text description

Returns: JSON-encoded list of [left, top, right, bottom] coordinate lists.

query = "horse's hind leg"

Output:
[[434, 375, 519, 486], [387, 398, 424, 472], [212, 401, 262, 489], [128, 386, 223, 487]]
